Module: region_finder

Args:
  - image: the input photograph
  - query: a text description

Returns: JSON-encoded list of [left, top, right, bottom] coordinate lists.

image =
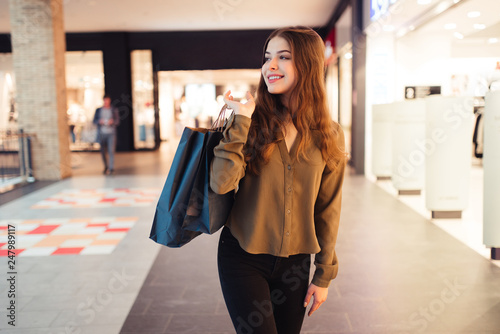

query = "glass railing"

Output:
[[0, 129, 35, 193]]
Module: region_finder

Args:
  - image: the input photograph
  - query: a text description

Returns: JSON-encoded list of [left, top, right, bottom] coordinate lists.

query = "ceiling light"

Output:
[[344, 52, 353, 60], [453, 32, 464, 39], [467, 11, 481, 18], [396, 28, 407, 37], [435, 1, 450, 14], [488, 38, 498, 44], [473, 24, 486, 30], [417, 0, 432, 4], [383, 25, 395, 32], [444, 23, 457, 30]]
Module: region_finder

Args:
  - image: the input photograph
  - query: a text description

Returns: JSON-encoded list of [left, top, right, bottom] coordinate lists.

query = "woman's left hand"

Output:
[[303, 283, 328, 316], [223, 90, 255, 119]]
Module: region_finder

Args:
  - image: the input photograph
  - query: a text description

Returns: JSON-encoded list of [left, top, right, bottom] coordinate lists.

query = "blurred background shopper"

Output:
[[211, 26, 347, 334], [93, 94, 120, 175]]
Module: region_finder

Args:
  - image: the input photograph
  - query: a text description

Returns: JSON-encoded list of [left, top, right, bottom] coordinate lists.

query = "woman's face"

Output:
[[262, 36, 297, 98]]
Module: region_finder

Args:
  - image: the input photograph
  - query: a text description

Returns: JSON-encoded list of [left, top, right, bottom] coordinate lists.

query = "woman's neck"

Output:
[[281, 93, 300, 117], [281, 94, 290, 108]]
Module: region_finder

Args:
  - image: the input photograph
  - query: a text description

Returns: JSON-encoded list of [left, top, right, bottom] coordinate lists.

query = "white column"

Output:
[[392, 99, 426, 195], [424, 96, 474, 218], [371, 103, 394, 179], [483, 91, 500, 258]]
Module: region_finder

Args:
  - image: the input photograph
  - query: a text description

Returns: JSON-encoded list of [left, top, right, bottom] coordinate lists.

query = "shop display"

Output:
[[371, 103, 394, 179], [65, 51, 105, 151], [363, 0, 500, 263], [404, 86, 440, 99], [424, 96, 474, 218], [483, 91, 500, 259], [487, 61, 500, 91], [391, 99, 426, 194], [0, 58, 16, 132], [473, 108, 484, 158]]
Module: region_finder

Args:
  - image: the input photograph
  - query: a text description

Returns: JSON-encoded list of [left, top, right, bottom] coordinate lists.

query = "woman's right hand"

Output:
[[224, 90, 255, 119]]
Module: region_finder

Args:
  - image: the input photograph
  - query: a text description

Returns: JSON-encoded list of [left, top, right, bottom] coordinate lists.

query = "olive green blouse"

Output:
[[210, 114, 345, 288]]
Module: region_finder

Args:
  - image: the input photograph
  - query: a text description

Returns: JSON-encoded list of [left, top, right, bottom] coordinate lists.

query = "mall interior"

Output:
[[1, 0, 500, 333]]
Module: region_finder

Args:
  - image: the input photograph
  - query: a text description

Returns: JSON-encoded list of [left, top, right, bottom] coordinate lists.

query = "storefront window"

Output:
[[326, 62, 339, 123], [0, 53, 16, 132], [158, 69, 260, 143], [363, 0, 500, 260], [338, 44, 353, 155], [65, 51, 105, 151], [131, 50, 155, 149]]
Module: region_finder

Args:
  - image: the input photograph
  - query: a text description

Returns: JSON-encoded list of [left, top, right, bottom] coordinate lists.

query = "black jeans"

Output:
[[218, 227, 311, 334]]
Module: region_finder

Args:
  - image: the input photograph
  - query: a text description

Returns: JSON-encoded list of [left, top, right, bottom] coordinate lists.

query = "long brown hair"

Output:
[[244, 26, 347, 175]]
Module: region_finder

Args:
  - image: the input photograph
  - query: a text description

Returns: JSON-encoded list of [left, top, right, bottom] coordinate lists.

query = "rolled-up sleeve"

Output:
[[210, 114, 252, 194], [312, 125, 346, 288]]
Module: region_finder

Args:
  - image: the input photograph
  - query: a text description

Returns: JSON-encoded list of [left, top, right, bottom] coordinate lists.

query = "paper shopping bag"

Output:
[[149, 107, 234, 247]]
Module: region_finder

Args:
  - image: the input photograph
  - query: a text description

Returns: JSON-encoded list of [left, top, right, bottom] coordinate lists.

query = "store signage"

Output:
[[370, 0, 398, 21], [405, 86, 441, 99]]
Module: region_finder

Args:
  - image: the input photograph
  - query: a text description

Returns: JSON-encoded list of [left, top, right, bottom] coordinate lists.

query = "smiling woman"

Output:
[[210, 26, 348, 334]]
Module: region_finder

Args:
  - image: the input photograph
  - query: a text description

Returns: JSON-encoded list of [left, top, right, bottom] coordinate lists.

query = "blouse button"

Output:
[[287, 165, 291, 170], [286, 231, 290, 236], [287, 209, 291, 214]]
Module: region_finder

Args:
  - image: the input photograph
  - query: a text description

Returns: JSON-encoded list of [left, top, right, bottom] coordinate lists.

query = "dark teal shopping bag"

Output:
[[150, 108, 234, 247]]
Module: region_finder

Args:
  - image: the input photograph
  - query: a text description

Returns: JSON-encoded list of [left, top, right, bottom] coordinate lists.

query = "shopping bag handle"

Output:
[[211, 104, 234, 132]]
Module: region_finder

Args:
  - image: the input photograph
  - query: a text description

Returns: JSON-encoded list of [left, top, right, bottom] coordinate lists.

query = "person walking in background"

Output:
[[93, 94, 120, 175], [211, 26, 347, 334]]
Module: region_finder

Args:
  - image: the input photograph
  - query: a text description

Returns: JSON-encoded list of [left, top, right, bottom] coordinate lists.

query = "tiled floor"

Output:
[[0, 216, 138, 257], [0, 144, 499, 334], [31, 188, 160, 209]]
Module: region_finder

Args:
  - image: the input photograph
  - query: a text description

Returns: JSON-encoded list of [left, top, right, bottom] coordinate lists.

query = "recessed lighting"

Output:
[[444, 23, 457, 30], [417, 0, 431, 4], [396, 29, 406, 37], [383, 25, 395, 32], [435, 1, 449, 14], [467, 11, 481, 18], [453, 32, 464, 39], [473, 24, 486, 30], [344, 52, 353, 60], [488, 38, 498, 44]]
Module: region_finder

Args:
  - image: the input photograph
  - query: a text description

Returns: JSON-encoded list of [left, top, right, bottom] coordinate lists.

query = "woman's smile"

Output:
[[267, 74, 285, 83]]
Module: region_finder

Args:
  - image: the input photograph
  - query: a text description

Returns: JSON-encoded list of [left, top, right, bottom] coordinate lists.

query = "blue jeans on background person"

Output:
[[99, 132, 116, 173], [218, 227, 310, 334]]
